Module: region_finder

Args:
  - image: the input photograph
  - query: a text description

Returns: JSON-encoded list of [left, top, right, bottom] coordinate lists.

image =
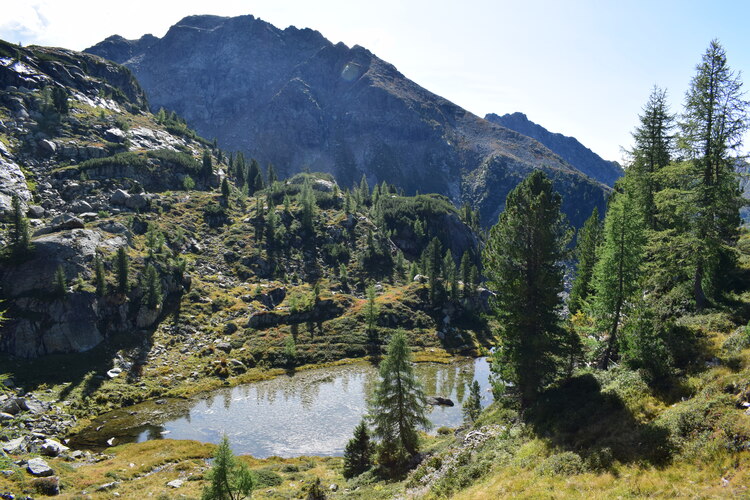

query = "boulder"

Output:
[[70, 200, 93, 213], [125, 192, 148, 210], [0, 412, 14, 422], [40, 439, 69, 457], [426, 396, 455, 407], [27, 205, 45, 218], [2, 436, 28, 454], [1, 397, 28, 415], [167, 478, 184, 488], [38, 139, 57, 155], [27, 457, 54, 476], [34, 213, 85, 235], [103, 127, 126, 143], [110, 189, 130, 206]]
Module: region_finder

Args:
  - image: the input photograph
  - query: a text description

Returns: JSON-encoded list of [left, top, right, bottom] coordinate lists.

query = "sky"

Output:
[[2, 0, 749, 162]]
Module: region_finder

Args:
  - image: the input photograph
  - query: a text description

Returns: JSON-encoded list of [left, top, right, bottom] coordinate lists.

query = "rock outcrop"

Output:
[[86, 14, 609, 227]]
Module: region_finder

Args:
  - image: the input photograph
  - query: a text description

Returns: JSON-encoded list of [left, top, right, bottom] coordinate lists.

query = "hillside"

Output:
[[85, 14, 609, 228], [485, 112, 623, 186]]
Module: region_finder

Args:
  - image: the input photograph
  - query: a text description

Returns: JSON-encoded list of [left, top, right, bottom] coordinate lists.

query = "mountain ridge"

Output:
[[86, 14, 610, 227], [485, 111, 623, 186]]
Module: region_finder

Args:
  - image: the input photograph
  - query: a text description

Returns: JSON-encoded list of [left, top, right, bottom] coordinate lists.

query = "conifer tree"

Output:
[[680, 40, 749, 308], [365, 283, 378, 342], [423, 237, 443, 305], [568, 207, 602, 314], [247, 159, 262, 195], [54, 265, 67, 298], [202, 435, 254, 500], [460, 251, 472, 299], [221, 177, 231, 202], [142, 264, 162, 309], [483, 171, 572, 408], [629, 87, 675, 230], [368, 330, 430, 474], [115, 247, 129, 294], [589, 190, 645, 368], [94, 255, 107, 296], [267, 163, 278, 184], [462, 380, 482, 424], [358, 174, 370, 206], [201, 150, 213, 180], [9, 194, 31, 257], [343, 420, 372, 478]]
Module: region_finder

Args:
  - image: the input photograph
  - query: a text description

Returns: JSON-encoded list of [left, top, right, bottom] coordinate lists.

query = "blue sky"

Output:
[[2, 0, 749, 162]]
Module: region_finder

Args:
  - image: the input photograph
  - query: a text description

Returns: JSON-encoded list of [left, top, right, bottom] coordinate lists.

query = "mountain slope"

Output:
[[86, 14, 609, 227], [485, 112, 623, 186]]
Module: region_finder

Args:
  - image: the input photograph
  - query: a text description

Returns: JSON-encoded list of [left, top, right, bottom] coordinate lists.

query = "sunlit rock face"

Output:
[[87, 15, 609, 227]]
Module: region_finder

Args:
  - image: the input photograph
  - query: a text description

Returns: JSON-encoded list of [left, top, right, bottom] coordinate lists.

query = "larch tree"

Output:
[[368, 329, 430, 475], [482, 171, 573, 409], [588, 189, 645, 368], [680, 39, 748, 309]]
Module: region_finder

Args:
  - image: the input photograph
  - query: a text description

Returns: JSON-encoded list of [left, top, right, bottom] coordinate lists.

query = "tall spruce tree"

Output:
[[94, 255, 107, 296], [201, 150, 213, 180], [482, 171, 573, 408], [630, 87, 675, 231], [115, 247, 129, 294], [680, 40, 749, 309], [568, 207, 602, 314], [368, 330, 430, 475], [588, 189, 645, 368]]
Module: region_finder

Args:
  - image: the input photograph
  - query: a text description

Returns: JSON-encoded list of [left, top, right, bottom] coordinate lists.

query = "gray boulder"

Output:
[[27, 205, 45, 218], [40, 439, 70, 457], [1, 397, 28, 415], [27, 457, 54, 477], [38, 138, 57, 155], [34, 213, 85, 236], [104, 127, 126, 143], [70, 200, 93, 213], [125, 192, 148, 210], [2, 436, 29, 454], [110, 189, 130, 206]]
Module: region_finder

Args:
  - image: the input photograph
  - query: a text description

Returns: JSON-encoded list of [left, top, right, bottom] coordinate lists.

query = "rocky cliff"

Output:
[[485, 112, 623, 187], [86, 14, 609, 227]]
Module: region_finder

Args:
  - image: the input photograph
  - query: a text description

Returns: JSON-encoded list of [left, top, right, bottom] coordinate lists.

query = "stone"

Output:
[[329, 483, 339, 492], [96, 481, 119, 491], [110, 189, 130, 206], [413, 274, 428, 283], [0, 155, 32, 218], [0, 412, 14, 422], [27, 205, 45, 218], [103, 127, 126, 143], [70, 200, 93, 213], [426, 396, 454, 407], [106, 368, 122, 379], [167, 479, 184, 488], [40, 439, 69, 458], [1, 397, 28, 415], [38, 139, 57, 155], [2, 436, 28, 454], [125, 192, 148, 210], [215, 341, 232, 353], [27, 457, 54, 476], [34, 213, 85, 235]]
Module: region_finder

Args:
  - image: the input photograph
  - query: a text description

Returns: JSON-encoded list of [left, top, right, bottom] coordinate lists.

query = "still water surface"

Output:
[[77, 357, 492, 457]]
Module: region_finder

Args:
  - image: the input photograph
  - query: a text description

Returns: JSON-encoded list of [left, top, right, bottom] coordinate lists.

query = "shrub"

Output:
[[535, 451, 585, 476]]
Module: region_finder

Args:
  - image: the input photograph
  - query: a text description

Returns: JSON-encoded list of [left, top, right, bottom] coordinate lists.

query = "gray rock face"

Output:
[[86, 14, 608, 227], [110, 188, 130, 206], [0, 154, 32, 218], [485, 112, 623, 187], [2, 229, 116, 296], [34, 213, 85, 236]]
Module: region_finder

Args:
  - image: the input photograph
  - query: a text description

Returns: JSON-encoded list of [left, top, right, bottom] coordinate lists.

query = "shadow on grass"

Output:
[[527, 374, 673, 467]]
